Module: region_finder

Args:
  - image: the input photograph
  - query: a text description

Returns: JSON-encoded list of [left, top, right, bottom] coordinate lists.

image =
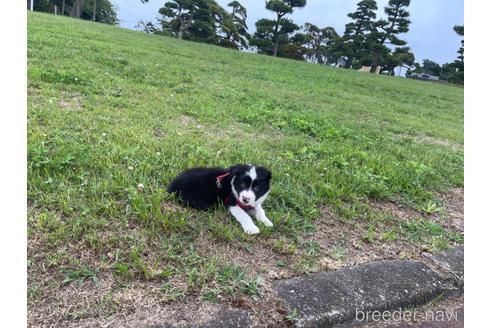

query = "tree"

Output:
[[92, 0, 97, 21], [379, 0, 411, 46], [251, 0, 306, 57], [370, 0, 411, 71], [32, 0, 117, 24], [215, 1, 250, 49], [70, 0, 86, 18], [80, 0, 116, 24], [33, 0, 62, 13], [227, 1, 250, 48], [365, 27, 390, 71], [158, 0, 195, 40], [156, 0, 216, 42], [286, 24, 341, 64], [299, 23, 339, 64], [406, 59, 441, 77], [338, 0, 412, 72], [454, 25, 464, 63], [144, 0, 249, 50], [284, 32, 309, 60], [421, 59, 441, 76], [440, 62, 459, 81], [381, 46, 414, 75], [407, 55, 464, 85], [339, 0, 379, 68], [186, 0, 216, 43], [445, 24, 464, 84], [282, 44, 308, 61], [251, 18, 298, 56]]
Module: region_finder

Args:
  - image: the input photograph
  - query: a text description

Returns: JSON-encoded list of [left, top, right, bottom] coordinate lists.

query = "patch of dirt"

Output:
[[303, 206, 422, 271], [27, 87, 45, 108], [370, 199, 431, 221], [58, 93, 84, 110], [392, 133, 463, 151], [28, 231, 288, 328], [370, 187, 464, 233], [193, 233, 291, 327], [438, 188, 464, 232], [160, 201, 183, 215], [27, 226, 240, 327], [28, 269, 241, 328], [153, 127, 165, 138], [300, 187, 464, 273], [195, 234, 286, 278], [416, 135, 463, 151], [200, 120, 290, 144], [180, 115, 197, 127]]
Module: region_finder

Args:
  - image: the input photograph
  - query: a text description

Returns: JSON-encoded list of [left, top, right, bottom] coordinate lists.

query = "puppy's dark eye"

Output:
[[253, 186, 260, 192], [240, 183, 247, 188]]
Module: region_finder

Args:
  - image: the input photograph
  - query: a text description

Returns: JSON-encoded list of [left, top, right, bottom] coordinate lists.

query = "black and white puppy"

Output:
[[167, 164, 272, 234]]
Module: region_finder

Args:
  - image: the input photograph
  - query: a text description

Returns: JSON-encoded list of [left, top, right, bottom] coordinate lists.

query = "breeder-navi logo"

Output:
[[355, 308, 459, 323]]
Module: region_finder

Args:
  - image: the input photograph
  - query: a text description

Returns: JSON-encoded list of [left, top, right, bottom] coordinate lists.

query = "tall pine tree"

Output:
[[379, 0, 411, 46], [215, 1, 250, 49], [156, 0, 217, 43], [370, 0, 412, 72], [454, 25, 464, 63], [340, 0, 378, 68], [294, 23, 339, 64], [157, 0, 195, 40], [251, 0, 306, 57], [450, 25, 464, 84], [144, 0, 249, 50]]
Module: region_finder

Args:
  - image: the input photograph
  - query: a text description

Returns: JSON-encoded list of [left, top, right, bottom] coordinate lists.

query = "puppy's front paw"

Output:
[[260, 217, 273, 227], [243, 224, 260, 235]]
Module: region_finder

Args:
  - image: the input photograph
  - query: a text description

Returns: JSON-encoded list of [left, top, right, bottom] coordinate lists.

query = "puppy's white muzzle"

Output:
[[239, 190, 255, 207]]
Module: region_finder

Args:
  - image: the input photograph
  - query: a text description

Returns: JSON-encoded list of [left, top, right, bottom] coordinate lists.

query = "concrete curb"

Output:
[[151, 247, 463, 327], [274, 247, 463, 327], [422, 246, 464, 290]]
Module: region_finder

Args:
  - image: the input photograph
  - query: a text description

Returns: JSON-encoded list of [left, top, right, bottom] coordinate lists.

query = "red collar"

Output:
[[224, 193, 255, 211], [217, 173, 254, 211]]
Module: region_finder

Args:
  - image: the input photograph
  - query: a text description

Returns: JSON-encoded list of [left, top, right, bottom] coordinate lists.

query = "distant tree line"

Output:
[[141, 0, 417, 77], [138, 1, 251, 50], [31, 0, 464, 84], [30, 0, 117, 25]]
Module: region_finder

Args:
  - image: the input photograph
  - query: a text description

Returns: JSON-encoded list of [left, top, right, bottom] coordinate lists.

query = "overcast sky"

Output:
[[112, 0, 463, 65]]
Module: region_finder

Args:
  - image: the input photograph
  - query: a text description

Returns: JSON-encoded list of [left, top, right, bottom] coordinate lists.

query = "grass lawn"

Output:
[[27, 12, 464, 327]]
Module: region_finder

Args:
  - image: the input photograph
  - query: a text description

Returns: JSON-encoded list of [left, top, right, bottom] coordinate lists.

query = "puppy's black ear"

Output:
[[257, 167, 272, 181], [228, 165, 243, 177]]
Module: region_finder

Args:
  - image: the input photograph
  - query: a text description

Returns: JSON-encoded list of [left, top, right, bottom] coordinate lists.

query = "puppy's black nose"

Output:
[[242, 196, 250, 203]]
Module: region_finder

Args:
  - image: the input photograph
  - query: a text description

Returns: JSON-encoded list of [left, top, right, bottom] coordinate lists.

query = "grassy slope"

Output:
[[28, 12, 463, 323]]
